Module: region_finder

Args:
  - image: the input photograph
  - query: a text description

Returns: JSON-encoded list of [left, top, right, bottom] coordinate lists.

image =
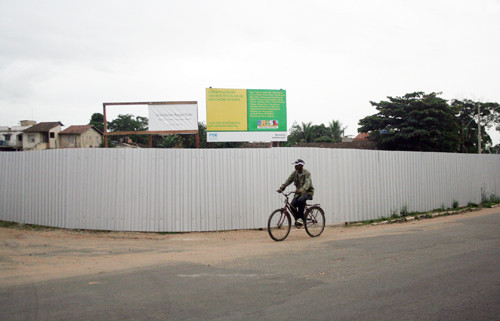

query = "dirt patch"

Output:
[[1, 208, 498, 287]]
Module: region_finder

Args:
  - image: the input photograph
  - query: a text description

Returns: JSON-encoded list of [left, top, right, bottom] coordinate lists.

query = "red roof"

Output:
[[353, 132, 370, 141], [59, 125, 102, 135]]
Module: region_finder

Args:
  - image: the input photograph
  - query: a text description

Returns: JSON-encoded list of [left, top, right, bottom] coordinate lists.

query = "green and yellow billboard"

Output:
[[206, 88, 287, 142]]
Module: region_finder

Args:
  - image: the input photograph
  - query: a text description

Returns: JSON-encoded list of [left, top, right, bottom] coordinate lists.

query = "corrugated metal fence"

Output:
[[1, 148, 499, 232]]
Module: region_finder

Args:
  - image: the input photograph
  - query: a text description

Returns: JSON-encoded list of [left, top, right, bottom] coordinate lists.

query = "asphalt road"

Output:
[[1, 210, 499, 321]]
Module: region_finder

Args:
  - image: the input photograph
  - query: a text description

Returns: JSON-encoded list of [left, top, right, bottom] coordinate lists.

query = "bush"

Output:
[[400, 205, 409, 217]]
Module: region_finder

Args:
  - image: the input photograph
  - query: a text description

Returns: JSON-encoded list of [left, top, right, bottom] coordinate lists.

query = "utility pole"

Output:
[[478, 103, 481, 154]]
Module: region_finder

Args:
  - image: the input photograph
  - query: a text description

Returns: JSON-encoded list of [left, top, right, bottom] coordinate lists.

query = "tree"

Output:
[[358, 92, 460, 152], [288, 122, 314, 144], [88, 113, 107, 132], [451, 99, 496, 153], [108, 114, 149, 145], [327, 120, 347, 143], [287, 120, 346, 145]]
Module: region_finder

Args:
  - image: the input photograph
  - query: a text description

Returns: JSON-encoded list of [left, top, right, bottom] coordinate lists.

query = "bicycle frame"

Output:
[[279, 191, 320, 220], [279, 191, 299, 222]]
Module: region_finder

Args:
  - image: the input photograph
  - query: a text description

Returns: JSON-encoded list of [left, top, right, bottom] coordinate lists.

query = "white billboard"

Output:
[[148, 103, 198, 131]]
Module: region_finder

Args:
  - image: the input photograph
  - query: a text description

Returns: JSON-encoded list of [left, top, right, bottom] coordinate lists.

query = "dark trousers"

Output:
[[291, 194, 311, 220]]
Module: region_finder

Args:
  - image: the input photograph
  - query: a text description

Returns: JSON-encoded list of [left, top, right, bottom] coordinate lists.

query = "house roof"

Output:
[[59, 125, 103, 135], [353, 132, 370, 141], [23, 122, 63, 133]]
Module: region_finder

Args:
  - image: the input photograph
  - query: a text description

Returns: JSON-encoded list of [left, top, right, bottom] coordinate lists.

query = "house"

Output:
[[353, 132, 370, 141], [59, 125, 103, 148], [0, 121, 36, 151], [22, 122, 64, 151]]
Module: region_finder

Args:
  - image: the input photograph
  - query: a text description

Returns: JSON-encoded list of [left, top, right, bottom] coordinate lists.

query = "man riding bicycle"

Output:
[[277, 159, 315, 227]]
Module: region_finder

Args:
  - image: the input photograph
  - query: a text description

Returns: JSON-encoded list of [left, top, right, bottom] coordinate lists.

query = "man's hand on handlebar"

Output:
[[276, 188, 283, 193]]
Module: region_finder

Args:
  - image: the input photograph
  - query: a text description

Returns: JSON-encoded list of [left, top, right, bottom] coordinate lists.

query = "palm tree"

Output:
[[327, 120, 347, 143], [292, 122, 314, 143]]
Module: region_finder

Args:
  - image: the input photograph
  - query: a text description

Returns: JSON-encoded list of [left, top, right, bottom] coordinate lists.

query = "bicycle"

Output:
[[267, 190, 325, 241]]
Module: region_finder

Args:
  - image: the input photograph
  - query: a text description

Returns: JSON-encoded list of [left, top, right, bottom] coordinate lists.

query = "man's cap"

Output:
[[292, 159, 305, 166]]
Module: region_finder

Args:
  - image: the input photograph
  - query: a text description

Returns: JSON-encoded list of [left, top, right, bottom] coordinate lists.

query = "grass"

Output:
[[0, 220, 182, 235], [346, 196, 500, 227], [0, 220, 58, 230], [0, 220, 19, 228]]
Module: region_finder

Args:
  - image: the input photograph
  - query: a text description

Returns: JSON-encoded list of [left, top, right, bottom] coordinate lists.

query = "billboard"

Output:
[[148, 102, 198, 131], [206, 88, 287, 142]]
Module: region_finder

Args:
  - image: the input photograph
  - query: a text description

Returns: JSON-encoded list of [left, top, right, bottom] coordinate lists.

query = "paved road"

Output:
[[1, 210, 499, 320]]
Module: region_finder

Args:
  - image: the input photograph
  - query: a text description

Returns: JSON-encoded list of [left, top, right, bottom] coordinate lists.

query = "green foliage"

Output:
[[287, 120, 346, 145], [88, 113, 107, 132], [108, 114, 149, 145], [400, 205, 409, 217], [452, 200, 459, 210], [290, 121, 314, 143], [108, 114, 148, 132], [489, 194, 500, 203], [327, 120, 347, 143], [0, 220, 18, 228], [314, 136, 334, 143], [390, 209, 400, 219], [481, 193, 500, 208], [451, 99, 498, 153], [156, 134, 181, 148], [358, 92, 460, 152]]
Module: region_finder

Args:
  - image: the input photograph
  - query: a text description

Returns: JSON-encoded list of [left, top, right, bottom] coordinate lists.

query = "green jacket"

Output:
[[280, 169, 314, 197]]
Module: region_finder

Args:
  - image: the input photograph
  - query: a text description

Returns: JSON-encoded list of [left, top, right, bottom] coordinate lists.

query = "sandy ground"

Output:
[[1, 207, 498, 288]]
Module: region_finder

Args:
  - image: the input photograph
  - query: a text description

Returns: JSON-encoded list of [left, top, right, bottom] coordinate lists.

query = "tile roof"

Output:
[[23, 122, 63, 133], [59, 125, 102, 135], [353, 132, 370, 141]]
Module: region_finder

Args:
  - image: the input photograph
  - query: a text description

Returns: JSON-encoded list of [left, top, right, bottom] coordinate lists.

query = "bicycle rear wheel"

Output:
[[304, 206, 325, 237], [267, 209, 291, 241]]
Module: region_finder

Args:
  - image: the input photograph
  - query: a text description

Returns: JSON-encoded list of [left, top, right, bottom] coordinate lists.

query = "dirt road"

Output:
[[1, 207, 498, 288]]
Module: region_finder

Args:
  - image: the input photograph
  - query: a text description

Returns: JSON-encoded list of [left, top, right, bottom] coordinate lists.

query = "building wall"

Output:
[[22, 132, 43, 150], [81, 128, 102, 148], [60, 128, 102, 148], [0, 148, 498, 232], [60, 134, 78, 148], [48, 126, 62, 149]]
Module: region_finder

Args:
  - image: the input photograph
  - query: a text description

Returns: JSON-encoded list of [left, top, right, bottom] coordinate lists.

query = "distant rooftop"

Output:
[[59, 125, 102, 135], [23, 122, 63, 133]]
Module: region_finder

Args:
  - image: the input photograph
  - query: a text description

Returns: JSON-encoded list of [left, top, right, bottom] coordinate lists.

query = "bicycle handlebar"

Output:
[[277, 190, 295, 197]]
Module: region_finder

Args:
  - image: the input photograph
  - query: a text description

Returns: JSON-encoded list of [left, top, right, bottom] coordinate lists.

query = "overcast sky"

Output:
[[1, 0, 499, 143]]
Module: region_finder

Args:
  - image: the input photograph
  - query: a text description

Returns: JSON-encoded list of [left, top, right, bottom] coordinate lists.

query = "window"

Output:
[[50, 132, 55, 139], [5, 134, 11, 141], [29, 135, 35, 143], [17, 134, 22, 141]]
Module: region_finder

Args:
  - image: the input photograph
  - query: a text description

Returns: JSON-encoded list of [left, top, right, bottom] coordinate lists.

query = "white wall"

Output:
[[0, 148, 498, 232]]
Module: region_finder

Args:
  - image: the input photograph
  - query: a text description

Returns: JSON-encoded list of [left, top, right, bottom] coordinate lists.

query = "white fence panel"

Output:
[[0, 148, 499, 232]]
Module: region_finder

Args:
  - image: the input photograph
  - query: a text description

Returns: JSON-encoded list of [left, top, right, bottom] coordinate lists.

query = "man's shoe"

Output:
[[295, 218, 304, 228]]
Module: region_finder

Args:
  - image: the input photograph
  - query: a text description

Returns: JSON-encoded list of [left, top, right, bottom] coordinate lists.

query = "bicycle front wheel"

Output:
[[267, 209, 291, 242], [304, 206, 325, 237]]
